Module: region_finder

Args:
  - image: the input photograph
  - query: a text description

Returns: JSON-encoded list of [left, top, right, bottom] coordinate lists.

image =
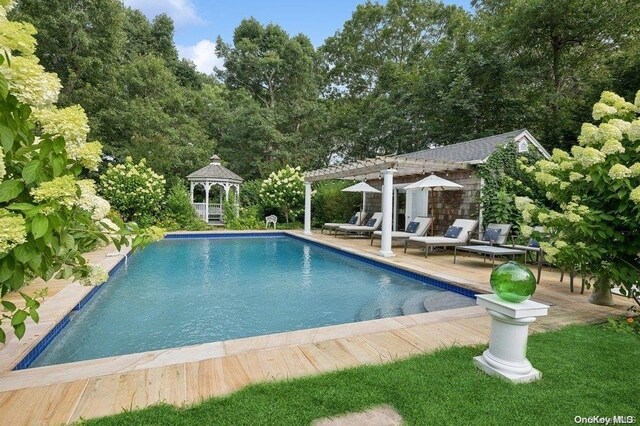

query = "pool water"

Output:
[[31, 236, 474, 367]]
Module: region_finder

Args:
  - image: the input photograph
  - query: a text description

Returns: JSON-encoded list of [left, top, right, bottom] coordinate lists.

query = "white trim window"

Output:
[[517, 139, 529, 153]]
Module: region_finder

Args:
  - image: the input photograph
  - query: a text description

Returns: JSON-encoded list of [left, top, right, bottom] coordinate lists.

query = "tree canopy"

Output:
[[10, 0, 640, 180]]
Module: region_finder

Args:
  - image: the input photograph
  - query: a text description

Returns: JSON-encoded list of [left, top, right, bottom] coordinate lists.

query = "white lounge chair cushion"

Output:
[[323, 223, 346, 229], [408, 236, 466, 245], [338, 212, 382, 232], [373, 231, 415, 238], [340, 225, 377, 232], [408, 219, 478, 245], [323, 212, 366, 228], [372, 216, 432, 239]]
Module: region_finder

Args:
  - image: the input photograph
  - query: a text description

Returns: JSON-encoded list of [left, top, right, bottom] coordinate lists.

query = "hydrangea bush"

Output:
[[516, 90, 640, 306], [100, 157, 165, 226], [0, 2, 161, 343], [260, 165, 305, 223]]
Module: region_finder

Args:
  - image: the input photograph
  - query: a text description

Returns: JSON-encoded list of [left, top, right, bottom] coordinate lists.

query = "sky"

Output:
[[122, 0, 473, 74]]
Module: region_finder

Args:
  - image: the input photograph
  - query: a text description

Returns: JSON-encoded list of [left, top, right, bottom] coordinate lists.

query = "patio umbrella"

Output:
[[341, 181, 381, 222], [404, 174, 463, 234]]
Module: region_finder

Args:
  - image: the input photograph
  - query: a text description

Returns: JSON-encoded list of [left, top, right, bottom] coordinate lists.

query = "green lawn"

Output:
[[85, 324, 639, 426]]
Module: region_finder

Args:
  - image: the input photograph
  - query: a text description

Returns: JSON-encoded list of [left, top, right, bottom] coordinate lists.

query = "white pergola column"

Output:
[[379, 169, 396, 257], [189, 182, 195, 203], [224, 183, 230, 201], [304, 181, 312, 235]]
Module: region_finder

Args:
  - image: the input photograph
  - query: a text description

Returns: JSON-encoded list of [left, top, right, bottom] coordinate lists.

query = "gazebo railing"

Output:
[[193, 203, 223, 221]]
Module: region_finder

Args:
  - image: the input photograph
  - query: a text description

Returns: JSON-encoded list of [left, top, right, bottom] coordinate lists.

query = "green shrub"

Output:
[[238, 179, 264, 211], [311, 180, 361, 227], [158, 183, 208, 231], [225, 205, 263, 230]]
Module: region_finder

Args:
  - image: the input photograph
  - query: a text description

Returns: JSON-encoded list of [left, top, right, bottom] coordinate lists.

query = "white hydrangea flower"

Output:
[[600, 139, 625, 155], [539, 242, 558, 260], [535, 172, 560, 186], [0, 208, 26, 254], [0, 56, 61, 108], [569, 172, 584, 182], [520, 225, 533, 238], [0, 20, 37, 56], [34, 105, 90, 147], [577, 147, 606, 167], [631, 186, 640, 204], [554, 240, 568, 249], [628, 119, 640, 142], [608, 119, 631, 135], [608, 164, 631, 180], [578, 123, 599, 146], [598, 123, 623, 142], [31, 175, 78, 208], [81, 264, 108, 286], [592, 102, 617, 120]]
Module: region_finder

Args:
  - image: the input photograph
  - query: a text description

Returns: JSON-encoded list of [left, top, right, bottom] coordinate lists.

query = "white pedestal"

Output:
[[473, 294, 549, 383]]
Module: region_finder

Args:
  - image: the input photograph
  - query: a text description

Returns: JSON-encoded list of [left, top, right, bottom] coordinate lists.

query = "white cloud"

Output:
[[123, 0, 204, 27], [177, 39, 224, 75]]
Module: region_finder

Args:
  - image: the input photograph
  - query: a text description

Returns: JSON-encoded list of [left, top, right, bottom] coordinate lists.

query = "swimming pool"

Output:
[[29, 234, 474, 368]]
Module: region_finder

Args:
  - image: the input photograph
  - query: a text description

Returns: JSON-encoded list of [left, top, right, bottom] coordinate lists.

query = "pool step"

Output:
[[423, 291, 476, 312], [355, 299, 403, 322], [400, 293, 428, 315]]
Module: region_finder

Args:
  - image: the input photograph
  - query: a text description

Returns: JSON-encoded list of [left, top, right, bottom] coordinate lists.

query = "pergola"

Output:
[[187, 155, 243, 223], [303, 156, 469, 257]]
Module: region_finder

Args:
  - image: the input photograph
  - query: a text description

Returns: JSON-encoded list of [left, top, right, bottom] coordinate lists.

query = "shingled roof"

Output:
[[186, 155, 244, 183], [396, 129, 545, 164]]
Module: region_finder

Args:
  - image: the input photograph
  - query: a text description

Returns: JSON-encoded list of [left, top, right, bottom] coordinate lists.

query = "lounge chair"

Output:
[[322, 212, 367, 235], [468, 223, 512, 246], [370, 216, 432, 246], [337, 212, 382, 237], [405, 219, 478, 257]]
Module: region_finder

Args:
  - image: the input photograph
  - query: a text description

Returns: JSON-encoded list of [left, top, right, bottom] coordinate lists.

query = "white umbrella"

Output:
[[342, 181, 381, 221], [404, 174, 463, 234]]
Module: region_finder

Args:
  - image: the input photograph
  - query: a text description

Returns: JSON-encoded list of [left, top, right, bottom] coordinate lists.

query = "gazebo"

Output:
[[187, 155, 243, 223]]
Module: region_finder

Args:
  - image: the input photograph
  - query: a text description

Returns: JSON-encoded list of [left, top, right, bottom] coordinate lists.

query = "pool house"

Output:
[[303, 129, 550, 257]]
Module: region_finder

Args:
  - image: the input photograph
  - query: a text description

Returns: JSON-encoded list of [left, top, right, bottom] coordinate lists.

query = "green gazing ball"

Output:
[[490, 261, 537, 303]]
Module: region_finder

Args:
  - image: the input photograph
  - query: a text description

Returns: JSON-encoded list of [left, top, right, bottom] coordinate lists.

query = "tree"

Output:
[[9, 0, 126, 105], [516, 91, 640, 307], [11, 1, 220, 180], [215, 19, 329, 176], [473, 0, 640, 150], [320, 0, 471, 159]]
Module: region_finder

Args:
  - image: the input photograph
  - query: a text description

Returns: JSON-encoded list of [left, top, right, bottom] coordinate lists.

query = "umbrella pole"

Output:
[[430, 189, 435, 235], [361, 192, 366, 224]]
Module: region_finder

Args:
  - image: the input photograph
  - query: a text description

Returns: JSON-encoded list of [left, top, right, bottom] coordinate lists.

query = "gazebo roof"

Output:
[[186, 155, 244, 183]]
